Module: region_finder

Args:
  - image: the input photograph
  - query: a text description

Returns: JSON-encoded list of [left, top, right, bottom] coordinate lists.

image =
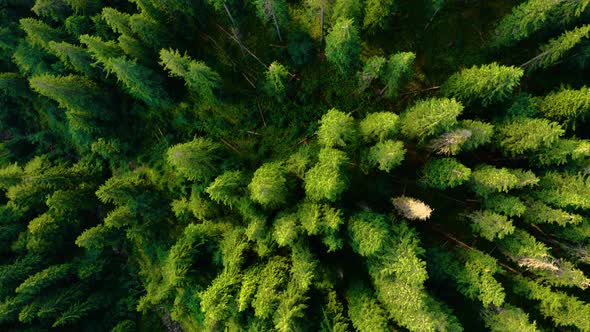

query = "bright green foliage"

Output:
[[525, 24, 590, 70], [399, 98, 463, 141], [483, 195, 526, 217], [458, 120, 494, 151], [264, 61, 289, 101], [102, 7, 133, 35], [273, 214, 299, 247], [167, 138, 222, 182], [206, 171, 246, 208], [422, 158, 471, 189], [15, 264, 71, 296], [537, 86, 590, 127], [325, 18, 361, 75], [536, 172, 590, 209], [514, 277, 590, 331], [437, 249, 505, 307], [492, 0, 566, 47], [496, 117, 563, 155], [249, 162, 288, 208], [347, 212, 389, 257], [524, 200, 583, 226], [304, 148, 348, 202], [468, 210, 515, 241], [535, 138, 590, 166], [483, 305, 538, 332], [471, 165, 538, 196], [345, 283, 389, 332], [366, 140, 405, 172], [19, 18, 63, 50], [363, 0, 396, 32], [160, 49, 221, 105], [382, 52, 415, 99], [317, 109, 357, 148], [359, 112, 399, 142], [458, 250, 505, 306], [442, 63, 523, 105], [498, 229, 551, 265]]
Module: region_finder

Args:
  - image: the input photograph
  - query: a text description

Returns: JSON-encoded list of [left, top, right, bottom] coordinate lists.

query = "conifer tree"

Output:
[[399, 98, 463, 141], [442, 63, 523, 106], [363, 0, 396, 32], [160, 49, 221, 105], [325, 18, 361, 76]]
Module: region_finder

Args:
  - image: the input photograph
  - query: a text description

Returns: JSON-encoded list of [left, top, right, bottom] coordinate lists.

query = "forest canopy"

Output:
[[1, 0, 590, 331]]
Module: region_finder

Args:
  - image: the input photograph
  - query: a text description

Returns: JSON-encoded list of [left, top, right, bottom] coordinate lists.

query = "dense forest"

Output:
[[1, 0, 590, 330]]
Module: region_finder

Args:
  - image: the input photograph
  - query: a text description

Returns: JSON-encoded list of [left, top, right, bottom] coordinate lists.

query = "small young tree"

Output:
[[263, 61, 289, 101], [325, 18, 361, 76]]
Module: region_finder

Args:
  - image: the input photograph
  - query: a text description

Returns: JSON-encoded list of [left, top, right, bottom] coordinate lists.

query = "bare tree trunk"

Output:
[[272, 12, 282, 42], [223, 2, 236, 27]]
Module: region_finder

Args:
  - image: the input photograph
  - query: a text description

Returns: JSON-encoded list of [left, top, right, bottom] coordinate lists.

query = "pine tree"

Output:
[[524, 24, 590, 70], [304, 148, 349, 202], [399, 98, 463, 141], [249, 162, 288, 208], [264, 61, 289, 101], [366, 140, 405, 172], [496, 117, 563, 155], [325, 18, 361, 76], [317, 108, 357, 148], [167, 138, 222, 182], [442, 63, 523, 106], [160, 49, 221, 105], [381, 51, 415, 99], [359, 112, 399, 142], [422, 158, 471, 189], [363, 0, 396, 32], [537, 86, 590, 127]]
